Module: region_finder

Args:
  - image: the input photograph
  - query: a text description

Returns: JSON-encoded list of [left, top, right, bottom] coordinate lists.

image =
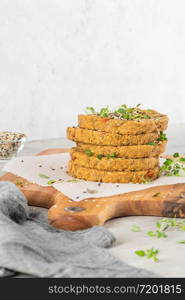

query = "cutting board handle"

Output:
[[48, 183, 185, 231]]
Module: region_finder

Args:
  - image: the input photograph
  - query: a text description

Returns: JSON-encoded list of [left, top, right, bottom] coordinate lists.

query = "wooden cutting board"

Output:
[[0, 148, 185, 231]]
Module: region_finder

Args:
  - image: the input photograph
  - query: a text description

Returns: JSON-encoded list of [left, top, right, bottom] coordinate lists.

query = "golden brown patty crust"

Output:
[[67, 127, 159, 146], [78, 111, 168, 135], [70, 149, 159, 171], [68, 161, 160, 183], [77, 141, 166, 158]]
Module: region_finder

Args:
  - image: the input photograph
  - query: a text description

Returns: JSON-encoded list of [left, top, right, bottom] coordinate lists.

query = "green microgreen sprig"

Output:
[[131, 224, 142, 232], [157, 131, 168, 142], [97, 154, 104, 160], [106, 153, 118, 159], [84, 150, 118, 159], [146, 142, 157, 146], [86, 107, 97, 114], [39, 173, 50, 179], [84, 149, 94, 156], [147, 218, 185, 239], [160, 153, 185, 176], [47, 179, 56, 185], [135, 248, 159, 262], [132, 218, 185, 262]]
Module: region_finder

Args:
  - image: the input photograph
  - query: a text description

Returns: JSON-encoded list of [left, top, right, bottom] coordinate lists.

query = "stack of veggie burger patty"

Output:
[[67, 105, 168, 183]]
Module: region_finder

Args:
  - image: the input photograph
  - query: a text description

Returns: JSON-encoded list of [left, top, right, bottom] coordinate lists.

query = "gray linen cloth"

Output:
[[0, 181, 155, 278]]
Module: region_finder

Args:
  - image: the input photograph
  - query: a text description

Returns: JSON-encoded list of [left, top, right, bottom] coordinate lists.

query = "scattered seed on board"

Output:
[[86, 188, 98, 194]]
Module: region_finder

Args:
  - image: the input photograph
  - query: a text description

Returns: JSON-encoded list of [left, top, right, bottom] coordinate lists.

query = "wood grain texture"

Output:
[[0, 148, 185, 231]]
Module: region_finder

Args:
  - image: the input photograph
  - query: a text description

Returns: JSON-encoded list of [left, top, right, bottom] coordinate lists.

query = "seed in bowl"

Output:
[[0, 131, 26, 160]]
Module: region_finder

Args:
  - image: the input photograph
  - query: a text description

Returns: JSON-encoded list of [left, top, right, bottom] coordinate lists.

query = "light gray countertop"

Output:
[[0, 123, 185, 277]]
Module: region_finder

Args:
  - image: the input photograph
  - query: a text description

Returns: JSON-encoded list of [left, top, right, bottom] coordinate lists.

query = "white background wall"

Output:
[[0, 0, 185, 140]]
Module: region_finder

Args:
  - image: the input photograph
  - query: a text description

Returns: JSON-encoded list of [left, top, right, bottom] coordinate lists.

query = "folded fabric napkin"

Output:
[[0, 182, 156, 278]]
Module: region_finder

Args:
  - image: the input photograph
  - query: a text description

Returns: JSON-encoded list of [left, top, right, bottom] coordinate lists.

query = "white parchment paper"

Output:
[[3, 153, 185, 201]]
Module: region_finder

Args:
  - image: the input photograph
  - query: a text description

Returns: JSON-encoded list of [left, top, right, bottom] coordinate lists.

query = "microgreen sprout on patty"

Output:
[[84, 150, 118, 159], [84, 149, 94, 156], [86, 104, 154, 120], [157, 131, 168, 142]]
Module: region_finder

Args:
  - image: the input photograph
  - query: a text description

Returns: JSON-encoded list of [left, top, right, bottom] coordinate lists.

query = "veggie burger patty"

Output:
[[76, 141, 167, 159], [70, 149, 160, 171], [68, 161, 160, 184], [78, 110, 168, 135], [67, 127, 160, 146]]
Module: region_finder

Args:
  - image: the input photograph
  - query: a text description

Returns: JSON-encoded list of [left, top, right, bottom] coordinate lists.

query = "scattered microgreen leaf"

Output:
[[157, 218, 185, 232], [99, 107, 110, 117], [84, 149, 94, 156], [135, 248, 159, 262], [177, 240, 185, 244], [142, 115, 151, 119], [147, 231, 156, 237], [173, 153, 180, 158], [157, 131, 168, 142], [131, 224, 142, 232], [67, 179, 79, 183], [156, 221, 161, 229], [86, 107, 97, 114], [145, 248, 159, 262], [156, 231, 168, 238], [179, 225, 185, 231], [47, 179, 56, 185], [164, 159, 173, 166], [141, 178, 152, 184], [147, 230, 167, 239], [135, 250, 145, 257], [106, 153, 118, 159], [97, 154, 104, 160], [15, 180, 24, 186], [146, 142, 157, 146], [152, 192, 161, 197], [147, 219, 170, 239], [39, 173, 50, 179], [159, 131, 168, 141]]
